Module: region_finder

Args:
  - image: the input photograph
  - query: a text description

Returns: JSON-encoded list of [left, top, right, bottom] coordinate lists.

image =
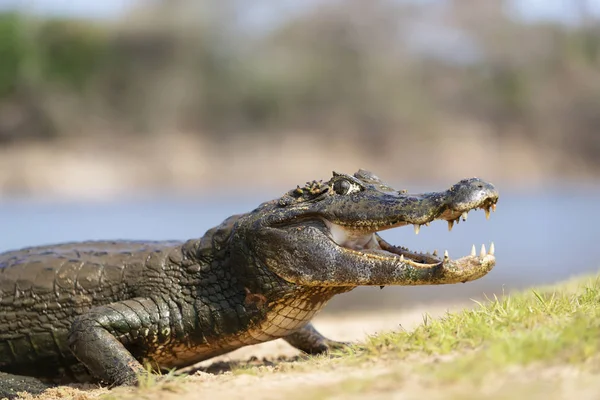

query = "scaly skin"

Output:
[[0, 170, 498, 398]]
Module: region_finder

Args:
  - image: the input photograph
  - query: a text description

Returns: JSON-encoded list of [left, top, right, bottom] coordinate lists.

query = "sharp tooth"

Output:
[[491, 204, 497, 212], [425, 222, 430, 227], [480, 244, 486, 258], [414, 224, 420, 235], [462, 212, 468, 221], [400, 254, 405, 262], [471, 245, 476, 257], [489, 242, 495, 255], [485, 208, 491, 220], [444, 250, 449, 259], [432, 249, 438, 256], [447, 220, 454, 231]]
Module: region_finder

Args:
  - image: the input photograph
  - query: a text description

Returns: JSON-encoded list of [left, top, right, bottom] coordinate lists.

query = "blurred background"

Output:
[[0, 0, 599, 312]]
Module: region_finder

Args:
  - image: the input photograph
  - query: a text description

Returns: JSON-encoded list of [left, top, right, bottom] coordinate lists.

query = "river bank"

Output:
[[1, 131, 596, 200]]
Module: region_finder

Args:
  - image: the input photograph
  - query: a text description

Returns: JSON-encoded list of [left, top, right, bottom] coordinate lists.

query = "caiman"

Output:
[[0, 170, 498, 398]]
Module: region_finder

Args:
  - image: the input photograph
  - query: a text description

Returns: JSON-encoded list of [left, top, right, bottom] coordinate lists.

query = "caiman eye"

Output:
[[333, 179, 353, 195], [333, 179, 351, 195]]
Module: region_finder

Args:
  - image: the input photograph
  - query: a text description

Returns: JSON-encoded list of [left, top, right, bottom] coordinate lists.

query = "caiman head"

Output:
[[230, 170, 499, 287]]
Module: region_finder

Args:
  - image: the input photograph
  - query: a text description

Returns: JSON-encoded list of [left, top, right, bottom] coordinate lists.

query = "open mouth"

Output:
[[323, 202, 497, 269]]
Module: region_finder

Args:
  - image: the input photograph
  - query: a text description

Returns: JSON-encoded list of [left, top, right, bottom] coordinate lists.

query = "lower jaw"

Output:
[[376, 237, 441, 264]]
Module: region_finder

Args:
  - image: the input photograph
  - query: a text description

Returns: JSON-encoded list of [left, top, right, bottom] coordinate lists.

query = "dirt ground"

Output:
[[21, 303, 465, 400]]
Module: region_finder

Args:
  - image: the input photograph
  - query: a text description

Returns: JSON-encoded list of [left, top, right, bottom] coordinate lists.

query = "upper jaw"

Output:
[[321, 178, 499, 234], [323, 197, 498, 236]]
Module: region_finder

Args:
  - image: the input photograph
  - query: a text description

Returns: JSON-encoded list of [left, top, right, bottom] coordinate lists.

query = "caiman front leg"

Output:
[[284, 323, 349, 355], [68, 297, 171, 386]]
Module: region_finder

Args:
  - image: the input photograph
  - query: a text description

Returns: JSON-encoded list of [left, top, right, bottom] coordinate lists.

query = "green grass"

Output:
[[296, 274, 600, 398], [362, 275, 600, 367]]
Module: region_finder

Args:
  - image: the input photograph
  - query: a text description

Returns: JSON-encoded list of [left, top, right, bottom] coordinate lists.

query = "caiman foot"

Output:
[[284, 323, 351, 355], [0, 372, 52, 400]]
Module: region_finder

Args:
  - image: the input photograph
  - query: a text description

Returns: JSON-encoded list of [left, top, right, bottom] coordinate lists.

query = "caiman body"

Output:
[[0, 170, 499, 397]]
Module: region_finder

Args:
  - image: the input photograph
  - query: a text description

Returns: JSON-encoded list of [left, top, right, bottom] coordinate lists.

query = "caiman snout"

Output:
[[442, 178, 499, 225], [449, 178, 498, 211]]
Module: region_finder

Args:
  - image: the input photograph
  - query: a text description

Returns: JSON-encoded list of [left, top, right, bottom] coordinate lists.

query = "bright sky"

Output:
[[0, 0, 598, 23], [0, 0, 134, 18], [512, 0, 600, 23]]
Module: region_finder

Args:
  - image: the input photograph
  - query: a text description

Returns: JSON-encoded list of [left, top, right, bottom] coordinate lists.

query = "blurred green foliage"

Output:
[[0, 13, 27, 96], [0, 13, 107, 95], [0, 0, 598, 161], [36, 19, 108, 90]]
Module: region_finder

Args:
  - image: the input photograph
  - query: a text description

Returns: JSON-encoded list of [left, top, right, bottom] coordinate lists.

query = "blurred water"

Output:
[[1, 187, 598, 311]]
